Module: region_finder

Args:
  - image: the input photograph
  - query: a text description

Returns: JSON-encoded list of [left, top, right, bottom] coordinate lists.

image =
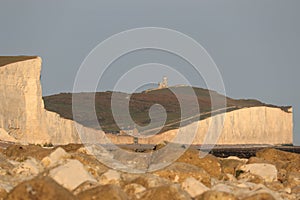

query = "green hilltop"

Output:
[[43, 86, 289, 133]]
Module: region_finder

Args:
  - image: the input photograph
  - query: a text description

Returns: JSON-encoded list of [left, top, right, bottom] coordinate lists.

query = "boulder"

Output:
[[256, 148, 300, 172], [49, 159, 96, 190], [256, 148, 300, 163], [5, 176, 76, 200], [177, 149, 222, 178], [154, 162, 211, 187], [238, 163, 277, 182], [41, 147, 71, 167], [181, 177, 209, 198], [220, 159, 244, 175], [194, 190, 237, 200], [77, 184, 128, 200], [3, 144, 52, 161], [70, 152, 109, 179], [137, 184, 191, 200]]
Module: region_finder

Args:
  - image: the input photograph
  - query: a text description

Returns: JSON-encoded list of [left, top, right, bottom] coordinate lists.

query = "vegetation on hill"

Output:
[[0, 56, 37, 67], [43, 86, 290, 133]]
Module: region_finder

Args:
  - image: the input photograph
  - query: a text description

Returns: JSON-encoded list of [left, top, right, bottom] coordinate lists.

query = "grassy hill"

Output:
[[43, 86, 290, 133], [0, 56, 37, 67]]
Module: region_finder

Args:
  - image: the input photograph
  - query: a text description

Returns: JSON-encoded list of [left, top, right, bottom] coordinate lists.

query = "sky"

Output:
[[1, 0, 299, 144]]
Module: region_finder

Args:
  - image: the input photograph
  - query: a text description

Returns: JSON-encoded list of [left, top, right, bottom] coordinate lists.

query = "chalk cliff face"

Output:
[[134, 106, 293, 145], [0, 57, 80, 144], [0, 57, 294, 145], [0, 57, 46, 142]]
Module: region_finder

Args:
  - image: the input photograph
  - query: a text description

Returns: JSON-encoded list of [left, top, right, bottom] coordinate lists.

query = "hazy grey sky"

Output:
[[1, 0, 299, 144]]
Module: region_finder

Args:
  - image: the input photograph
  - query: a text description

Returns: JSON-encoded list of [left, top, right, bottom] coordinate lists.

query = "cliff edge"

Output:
[[0, 56, 293, 145], [0, 56, 80, 144]]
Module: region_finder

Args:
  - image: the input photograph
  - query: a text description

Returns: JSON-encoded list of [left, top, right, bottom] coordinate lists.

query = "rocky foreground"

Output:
[[0, 144, 299, 200]]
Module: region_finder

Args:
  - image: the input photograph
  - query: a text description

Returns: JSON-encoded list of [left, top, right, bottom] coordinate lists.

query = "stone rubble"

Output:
[[0, 145, 299, 200], [49, 159, 97, 191]]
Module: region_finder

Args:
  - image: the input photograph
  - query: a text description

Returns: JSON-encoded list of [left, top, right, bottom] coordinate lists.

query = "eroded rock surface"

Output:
[[6, 176, 76, 200], [1, 146, 299, 200]]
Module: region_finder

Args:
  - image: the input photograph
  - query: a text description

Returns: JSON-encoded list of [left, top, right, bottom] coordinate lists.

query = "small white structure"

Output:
[[158, 76, 168, 89]]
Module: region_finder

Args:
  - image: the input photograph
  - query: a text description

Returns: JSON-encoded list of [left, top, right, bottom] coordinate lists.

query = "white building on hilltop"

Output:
[[158, 76, 168, 89]]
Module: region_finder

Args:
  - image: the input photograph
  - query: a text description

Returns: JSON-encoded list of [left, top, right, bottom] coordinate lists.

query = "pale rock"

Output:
[[181, 177, 209, 198], [283, 187, 292, 194], [174, 175, 180, 182], [49, 159, 96, 190], [12, 157, 43, 176], [41, 147, 70, 168], [0, 168, 7, 176], [238, 163, 277, 182], [99, 169, 121, 185], [225, 156, 248, 163]]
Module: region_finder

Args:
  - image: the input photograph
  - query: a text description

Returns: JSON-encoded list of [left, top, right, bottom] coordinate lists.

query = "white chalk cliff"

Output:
[[0, 56, 293, 145], [0, 57, 80, 144]]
